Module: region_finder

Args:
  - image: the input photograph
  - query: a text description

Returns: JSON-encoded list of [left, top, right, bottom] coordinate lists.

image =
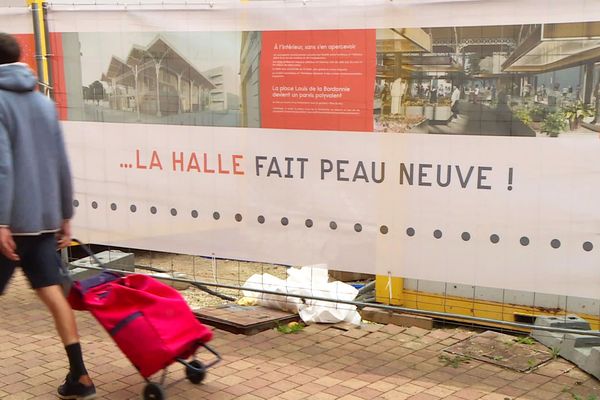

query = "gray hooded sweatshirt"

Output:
[[0, 63, 73, 235]]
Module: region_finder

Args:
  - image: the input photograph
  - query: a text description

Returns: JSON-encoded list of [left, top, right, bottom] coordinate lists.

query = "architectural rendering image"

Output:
[[375, 22, 600, 137], [78, 32, 242, 127]]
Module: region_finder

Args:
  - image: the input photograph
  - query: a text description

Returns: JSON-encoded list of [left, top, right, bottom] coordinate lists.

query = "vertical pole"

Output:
[[583, 62, 594, 104], [29, 0, 50, 95], [177, 73, 182, 114], [155, 63, 162, 117], [134, 65, 140, 121], [30, 1, 45, 93], [41, 1, 54, 99]]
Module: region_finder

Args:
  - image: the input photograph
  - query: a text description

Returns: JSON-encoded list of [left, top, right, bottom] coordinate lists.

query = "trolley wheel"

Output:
[[185, 360, 206, 384], [143, 382, 165, 400]]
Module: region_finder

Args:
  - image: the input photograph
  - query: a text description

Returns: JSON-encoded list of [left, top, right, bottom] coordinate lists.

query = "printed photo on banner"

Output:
[[63, 32, 242, 127], [56, 22, 600, 137], [374, 23, 600, 138]]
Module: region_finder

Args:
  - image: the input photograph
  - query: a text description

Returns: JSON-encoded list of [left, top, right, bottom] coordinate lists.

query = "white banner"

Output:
[[0, 7, 33, 34], [6, 0, 597, 298], [65, 122, 600, 299]]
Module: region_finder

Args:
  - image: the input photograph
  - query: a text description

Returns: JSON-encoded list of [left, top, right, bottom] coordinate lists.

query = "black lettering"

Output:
[[437, 164, 451, 187], [456, 165, 474, 188], [353, 161, 369, 182], [255, 156, 267, 176], [372, 162, 385, 184], [297, 157, 308, 179], [478, 166, 492, 190], [400, 163, 413, 185], [337, 160, 349, 182], [284, 157, 294, 178], [320, 159, 333, 180], [267, 157, 282, 177], [418, 164, 432, 186]]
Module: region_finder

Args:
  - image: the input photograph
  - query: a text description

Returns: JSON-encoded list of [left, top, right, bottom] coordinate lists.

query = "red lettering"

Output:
[[187, 152, 201, 172], [232, 155, 244, 175], [217, 154, 230, 174], [172, 151, 184, 171], [135, 149, 147, 169], [149, 151, 163, 170], [203, 153, 215, 174]]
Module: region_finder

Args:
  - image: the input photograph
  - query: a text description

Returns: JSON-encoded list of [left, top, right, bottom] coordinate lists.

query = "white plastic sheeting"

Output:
[[242, 265, 362, 325]]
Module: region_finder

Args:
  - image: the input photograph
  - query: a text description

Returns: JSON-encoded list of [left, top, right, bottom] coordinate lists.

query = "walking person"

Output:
[[0, 33, 96, 399], [451, 86, 461, 119]]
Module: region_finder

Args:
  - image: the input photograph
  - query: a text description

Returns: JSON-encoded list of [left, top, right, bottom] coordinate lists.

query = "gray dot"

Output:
[[281, 217, 289, 226], [461, 232, 471, 241], [583, 241, 593, 252], [110, 203, 117, 211], [130, 205, 137, 213], [191, 210, 198, 218], [91, 201, 98, 209], [490, 234, 500, 244], [520, 236, 530, 246], [354, 223, 362, 232], [305, 219, 313, 228], [73, 200, 79, 207], [170, 208, 177, 216], [380, 225, 388, 234], [235, 213, 243, 222], [150, 206, 157, 214], [433, 229, 442, 239], [329, 221, 337, 230], [550, 239, 561, 249], [257, 215, 265, 224], [213, 212, 220, 220], [406, 227, 415, 237]]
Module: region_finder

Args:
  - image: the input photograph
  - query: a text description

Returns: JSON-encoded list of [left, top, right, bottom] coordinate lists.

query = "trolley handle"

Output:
[[176, 343, 222, 371], [70, 239, 123, 294], [71, 238, 108, 270]]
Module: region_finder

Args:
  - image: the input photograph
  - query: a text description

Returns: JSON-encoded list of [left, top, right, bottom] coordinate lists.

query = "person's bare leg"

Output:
[[36, 285, 93, 386]]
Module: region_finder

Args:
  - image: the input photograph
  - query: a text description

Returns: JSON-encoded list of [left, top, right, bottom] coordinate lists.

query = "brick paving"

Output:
[[2, 272, 600, 399]]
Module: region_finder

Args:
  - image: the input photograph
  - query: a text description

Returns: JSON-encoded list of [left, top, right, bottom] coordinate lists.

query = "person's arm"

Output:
[[53, 112, 74, 248], [0, 117, 13, 230], [0, 117, 18, 261]]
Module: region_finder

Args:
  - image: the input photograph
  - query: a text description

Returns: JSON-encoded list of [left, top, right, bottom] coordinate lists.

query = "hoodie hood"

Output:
[[0, 63, 37, 92]]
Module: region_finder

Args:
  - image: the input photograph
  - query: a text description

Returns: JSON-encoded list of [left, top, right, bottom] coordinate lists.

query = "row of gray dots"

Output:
[[74, 200, 594, 252]]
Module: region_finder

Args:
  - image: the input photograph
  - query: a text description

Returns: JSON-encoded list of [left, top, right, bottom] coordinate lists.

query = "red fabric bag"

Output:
[[69, 273, 213, 378]]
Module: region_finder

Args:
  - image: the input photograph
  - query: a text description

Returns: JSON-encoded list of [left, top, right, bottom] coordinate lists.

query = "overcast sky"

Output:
[[79, 31, 241, 87]]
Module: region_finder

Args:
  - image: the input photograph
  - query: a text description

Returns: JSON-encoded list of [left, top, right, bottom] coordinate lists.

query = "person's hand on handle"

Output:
[[0, 227, 19, 261], [57, 219, 72, 249]]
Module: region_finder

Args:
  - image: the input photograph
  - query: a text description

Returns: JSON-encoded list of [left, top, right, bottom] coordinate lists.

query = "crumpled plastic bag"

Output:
[[236, 297, 258, 306], [241, 264, 361, 325]]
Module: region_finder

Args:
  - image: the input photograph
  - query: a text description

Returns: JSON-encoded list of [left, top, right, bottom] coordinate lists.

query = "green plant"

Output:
[[438, 354, 471, 368], [529, 104, 549, 122], [514, 336, 536, 345], [563, 101, 594, 122], [404, 99, 424, 107], [276, 321, 305, 334], [514, 106, 532, 126], [542, 112, 567, 137], [550, 346, 561, 359], [569, 393, 599, 400]]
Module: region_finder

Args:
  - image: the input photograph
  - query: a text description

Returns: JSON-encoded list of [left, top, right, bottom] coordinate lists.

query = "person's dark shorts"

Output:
[[0, 233, 63, 295]]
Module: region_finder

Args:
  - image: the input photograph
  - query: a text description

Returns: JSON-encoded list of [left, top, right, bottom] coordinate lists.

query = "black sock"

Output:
[[65, 343, 88, 381]]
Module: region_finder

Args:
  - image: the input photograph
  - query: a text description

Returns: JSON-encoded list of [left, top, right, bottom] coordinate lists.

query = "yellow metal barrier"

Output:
[[375, 274, 600, 331]]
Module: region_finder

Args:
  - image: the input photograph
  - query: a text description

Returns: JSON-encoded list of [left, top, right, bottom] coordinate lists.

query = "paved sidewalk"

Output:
[[1, 272, 600, 400]]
